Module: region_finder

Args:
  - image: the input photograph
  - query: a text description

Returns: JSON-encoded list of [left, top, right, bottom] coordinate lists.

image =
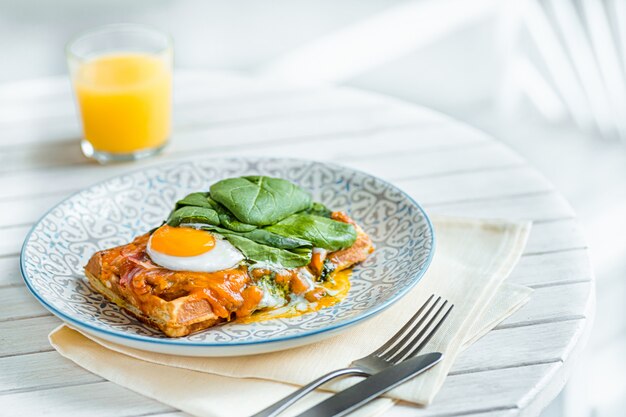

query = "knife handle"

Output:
[[251, 367, 370, 417], [296, 352, 443, 417]]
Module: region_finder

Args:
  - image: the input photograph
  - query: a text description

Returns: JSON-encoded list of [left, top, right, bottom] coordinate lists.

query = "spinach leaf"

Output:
[[237, 229, 311, 249], [306, 202, 333, 218], [162, 177, 355, 269], [171, 192, 258, 232], [319, 258, 336, 281], [174, 192, 213, 209], [210, 176, 312, 226], [206, 196, 257, 232], [265, 213, 357, 251], [166, 206, 220, 227], [199, 226, 310, 250], [222, 234, 312, 268], [198, 225, 312, 267]]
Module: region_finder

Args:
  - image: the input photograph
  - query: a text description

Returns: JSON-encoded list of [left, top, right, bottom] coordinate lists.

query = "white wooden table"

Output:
[[0, 71, 594, 417]]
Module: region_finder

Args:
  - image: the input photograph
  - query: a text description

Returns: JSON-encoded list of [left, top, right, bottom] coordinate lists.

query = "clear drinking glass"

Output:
[[66, 24, 173, 163]]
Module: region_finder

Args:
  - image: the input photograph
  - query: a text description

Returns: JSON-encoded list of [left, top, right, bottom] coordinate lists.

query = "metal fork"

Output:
[[252, 294, 454, 417]]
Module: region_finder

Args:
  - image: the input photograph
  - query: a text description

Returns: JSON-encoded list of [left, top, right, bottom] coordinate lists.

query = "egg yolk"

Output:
[[150, 225, 216, 257]]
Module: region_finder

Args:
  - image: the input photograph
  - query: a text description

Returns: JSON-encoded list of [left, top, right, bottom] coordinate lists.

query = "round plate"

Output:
[[21, 158, 434, 356]]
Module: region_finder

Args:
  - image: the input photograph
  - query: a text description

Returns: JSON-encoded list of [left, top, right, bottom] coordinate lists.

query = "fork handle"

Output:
[[251, 367, 370, 417]]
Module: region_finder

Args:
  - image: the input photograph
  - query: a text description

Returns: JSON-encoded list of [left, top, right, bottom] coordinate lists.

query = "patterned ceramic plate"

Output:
[[21, 158, 434, 356]]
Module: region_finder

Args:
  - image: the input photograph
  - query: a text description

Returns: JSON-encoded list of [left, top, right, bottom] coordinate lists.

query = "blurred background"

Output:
[[1, 0, 624, 416]]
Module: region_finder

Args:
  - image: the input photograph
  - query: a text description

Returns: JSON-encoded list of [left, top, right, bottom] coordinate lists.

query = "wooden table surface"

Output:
[[0, 71, 595, 417]]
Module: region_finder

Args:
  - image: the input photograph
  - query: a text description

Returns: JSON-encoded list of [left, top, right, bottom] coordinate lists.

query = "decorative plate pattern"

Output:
[[21, 158, 434, 349]]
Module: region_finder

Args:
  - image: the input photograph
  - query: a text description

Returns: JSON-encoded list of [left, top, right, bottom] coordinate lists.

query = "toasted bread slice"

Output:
[[84, 212, 374, 337], [85, 257, 222, 337]]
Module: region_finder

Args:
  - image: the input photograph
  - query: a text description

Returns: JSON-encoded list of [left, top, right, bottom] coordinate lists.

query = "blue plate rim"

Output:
[[20, 157, 435, 347]]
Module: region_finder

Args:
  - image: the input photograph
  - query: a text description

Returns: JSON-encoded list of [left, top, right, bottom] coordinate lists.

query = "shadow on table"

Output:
[[0, 137, 98, 172]]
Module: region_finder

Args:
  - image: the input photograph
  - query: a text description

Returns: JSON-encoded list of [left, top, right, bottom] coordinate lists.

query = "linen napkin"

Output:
[[49, 216, 532, 417]]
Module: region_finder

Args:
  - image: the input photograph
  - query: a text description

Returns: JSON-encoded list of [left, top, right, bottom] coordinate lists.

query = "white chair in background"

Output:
[[501, 3, 626, 417], [500, 0, 626, 142]]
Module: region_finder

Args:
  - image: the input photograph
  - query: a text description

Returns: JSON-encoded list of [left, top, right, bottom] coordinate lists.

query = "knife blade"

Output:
[[295, 352, 443, 417]]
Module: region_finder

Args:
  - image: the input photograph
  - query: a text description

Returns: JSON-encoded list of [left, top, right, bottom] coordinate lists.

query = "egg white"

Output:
[[146, 232, 244, 273]]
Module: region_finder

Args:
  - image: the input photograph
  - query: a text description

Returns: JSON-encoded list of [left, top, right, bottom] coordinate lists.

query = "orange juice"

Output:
[[73, 53, 171, 153]]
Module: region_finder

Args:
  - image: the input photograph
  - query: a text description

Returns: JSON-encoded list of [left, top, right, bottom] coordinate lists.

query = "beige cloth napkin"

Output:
[[49, 216, 533, 417]]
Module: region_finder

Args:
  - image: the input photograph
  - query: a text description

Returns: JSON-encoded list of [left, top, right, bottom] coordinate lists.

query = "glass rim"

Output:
[[66, 23, 173, 62]]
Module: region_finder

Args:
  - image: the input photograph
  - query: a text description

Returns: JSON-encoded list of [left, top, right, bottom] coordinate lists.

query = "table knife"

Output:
[[295, 352, 443, 417]]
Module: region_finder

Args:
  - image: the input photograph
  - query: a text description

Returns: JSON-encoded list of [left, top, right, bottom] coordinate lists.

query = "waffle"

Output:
[[84, 213, 374, 337]]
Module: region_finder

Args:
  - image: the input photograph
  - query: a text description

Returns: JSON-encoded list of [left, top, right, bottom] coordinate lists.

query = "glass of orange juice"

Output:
[[66, 24, 173, 163]]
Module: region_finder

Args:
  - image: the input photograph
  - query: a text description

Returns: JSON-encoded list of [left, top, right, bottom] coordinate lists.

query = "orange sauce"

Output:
[[97, 233, 353, 325], [99, 233, 250, 319], [239, 269, 352, 323]]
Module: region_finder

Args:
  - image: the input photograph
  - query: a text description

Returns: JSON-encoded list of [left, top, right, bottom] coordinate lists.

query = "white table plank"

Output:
[[524, 219, 587, 255], [0, 280, 591, 372], [0, 256, 22, 287], [0, 141, 524, 228], [498, 282, 593, 328], [452, 320, 586, 374], [0, 320, 583, 397], [509, 249, 592, 288], [0, 225, 30, 257], [0, 90, 387, 149], [0, 381, 176, 417], [391, 407, 520, 417], [132, 413, 192, 417], [0, 351, 103, 394], [398, 167, 554, 205], [0, 285, 48, 321], [0, 193, 66, 228], [344, 141, 527, 180], [410, 363, 561, 416], [0, 121, 487, 201], [0, 363, 559, 417], [0, 104, 432, 173], [427, 192, 575, 223], [0, 72, 324, 125], [0, 74, 448, 144], [0, 316, 60, 358]]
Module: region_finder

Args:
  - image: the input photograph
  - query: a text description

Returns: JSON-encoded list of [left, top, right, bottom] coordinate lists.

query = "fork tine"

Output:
[[404, 303, 454, 359], [380, 297, 441, 360], [381, 299, 448, 362], [371, 294, 436, 357], [382, 297, 447, 361], [389, 303, 454, 363]]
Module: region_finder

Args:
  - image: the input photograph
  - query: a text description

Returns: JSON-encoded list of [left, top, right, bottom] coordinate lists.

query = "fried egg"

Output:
[[146, 225, 244, 272]]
